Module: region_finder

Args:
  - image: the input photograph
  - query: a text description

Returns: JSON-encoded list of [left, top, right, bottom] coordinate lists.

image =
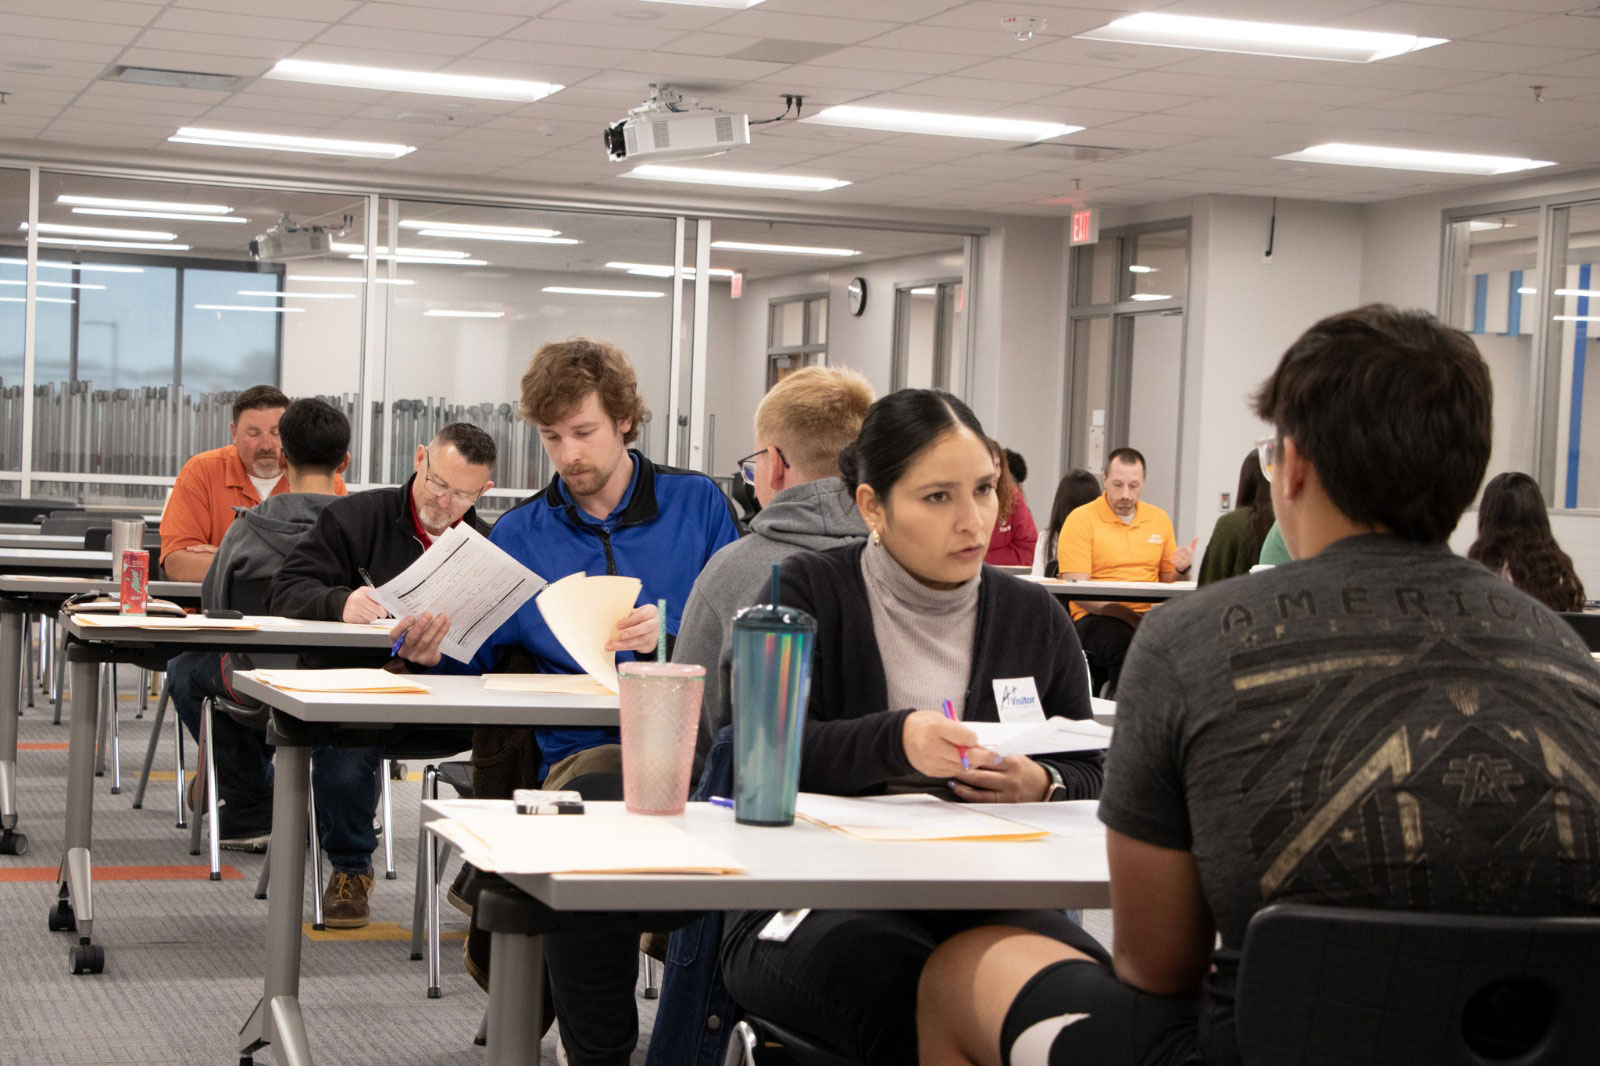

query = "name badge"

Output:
[[1146, 533, 1164, 544], [993, 677, 1045, 724]]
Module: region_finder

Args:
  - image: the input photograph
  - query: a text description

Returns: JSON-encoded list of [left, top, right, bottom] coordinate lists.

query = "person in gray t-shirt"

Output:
[[914, 304, 1600, 1066]]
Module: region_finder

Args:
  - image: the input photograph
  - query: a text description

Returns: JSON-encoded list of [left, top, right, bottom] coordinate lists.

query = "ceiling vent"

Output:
[[1011, 142, 1133, 162], [100, 65, 245, 91]]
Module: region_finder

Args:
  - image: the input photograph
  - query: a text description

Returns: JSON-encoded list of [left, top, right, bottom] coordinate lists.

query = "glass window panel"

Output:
[[1445, 208, 1542, 494], [75, 266, 177, 389], [182, 268, 282, 393], [0, 169, 27, 469], [1072, 243, 1114, 307], [807, 298, 826, 345], [1545, 202, 1600, 508], [1069, 316, 1112, 471], [772, 300, 805, 347], [1122, 228, 1187, 301]]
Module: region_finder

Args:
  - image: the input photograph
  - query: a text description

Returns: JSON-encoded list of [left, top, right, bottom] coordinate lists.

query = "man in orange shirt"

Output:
[[1056, 447, 1196, 695], [160, 385, 348, 582]]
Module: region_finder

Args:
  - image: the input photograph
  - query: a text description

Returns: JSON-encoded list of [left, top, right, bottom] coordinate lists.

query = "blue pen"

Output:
[[391, 633, 406, 658], [708, 796, 735, 809]]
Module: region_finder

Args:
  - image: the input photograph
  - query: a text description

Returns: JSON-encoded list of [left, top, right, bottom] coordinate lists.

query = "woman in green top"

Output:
[[1197, 449, 1275, 584]]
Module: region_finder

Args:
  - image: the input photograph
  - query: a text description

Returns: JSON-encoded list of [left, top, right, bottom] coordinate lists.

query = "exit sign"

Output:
[[1069, 208, 1100, 246]]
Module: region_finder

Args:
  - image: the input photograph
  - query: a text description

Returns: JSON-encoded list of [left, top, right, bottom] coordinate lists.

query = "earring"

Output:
[[870, 528, 881, 545]]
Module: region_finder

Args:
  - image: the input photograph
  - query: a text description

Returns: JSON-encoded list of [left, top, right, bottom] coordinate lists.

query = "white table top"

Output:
[[1025, 577, 1196, 602], [0, 574, 200, 601], [0, 547, 114, 572], [63, 614, 396, 651], [0, 533, 85, 550], [0, 522, 42, 535], [232, 673, 619, 729], [425, 799, 1110, 912]]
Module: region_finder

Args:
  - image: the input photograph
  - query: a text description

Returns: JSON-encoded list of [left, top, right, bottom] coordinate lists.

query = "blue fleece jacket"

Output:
[[468, 450, 739, 769]]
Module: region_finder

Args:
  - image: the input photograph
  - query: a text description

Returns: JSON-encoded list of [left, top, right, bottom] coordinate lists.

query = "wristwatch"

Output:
[[1041, 761, 1067, 802]]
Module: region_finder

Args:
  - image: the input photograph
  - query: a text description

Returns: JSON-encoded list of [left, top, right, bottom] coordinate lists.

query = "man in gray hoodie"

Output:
[[674, 366, 875, 764], [167, 397, 351, 851]]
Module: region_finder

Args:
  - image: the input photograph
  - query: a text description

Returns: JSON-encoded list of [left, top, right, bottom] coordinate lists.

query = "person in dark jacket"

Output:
[[717, 389, 1106, 1066], [268, 420, 495, 928], [167, 397, 350, 851], [1196, 448, 1274, 585]]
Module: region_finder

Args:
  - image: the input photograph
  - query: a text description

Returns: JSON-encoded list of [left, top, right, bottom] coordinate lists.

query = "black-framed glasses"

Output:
[[422, 450, 486, 506], [737, 446, 789, 487]]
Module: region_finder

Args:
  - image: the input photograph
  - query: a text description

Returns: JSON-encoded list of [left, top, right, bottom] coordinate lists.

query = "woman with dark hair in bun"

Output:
[[719, 389, 1106, 1065]]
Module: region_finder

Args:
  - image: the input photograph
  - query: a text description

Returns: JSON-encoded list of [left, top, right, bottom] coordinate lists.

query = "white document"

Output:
[[247, 668, 431, 694], [984, 800, 1104, 837], [969, 718, 1113, 757], [793, 793, 1047, 842], [484, 674, 615, 696], [430, 809, 746, 874], [992, 676, 1046, 724], [372, 524, 545, 663], [535, 572, 643, 694]]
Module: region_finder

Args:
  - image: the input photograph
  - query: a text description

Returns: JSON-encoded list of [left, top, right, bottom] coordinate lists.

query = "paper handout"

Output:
[[74, 613, 267, 631], [371, 524, 545, 663], [246, 668, 431, 694], [984, 800, 1104, 837], [793, 793, 1047, 842], [484, 674, 616, 696], [535, 573, 643, 694], [430, 810, 747, 874], [969, 718, 1113, 757]]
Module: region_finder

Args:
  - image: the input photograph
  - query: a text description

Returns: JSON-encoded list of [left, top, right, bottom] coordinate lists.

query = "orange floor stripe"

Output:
[[0, 864, 242, 882], [18, 742, 68, 750]]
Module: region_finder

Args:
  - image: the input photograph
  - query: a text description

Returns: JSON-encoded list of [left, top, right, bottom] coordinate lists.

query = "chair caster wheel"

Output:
[[644, 988, 659, 1000], [48, 900, 76, 932], [0, 830, 28, 855], [70, 941, 104, 974]]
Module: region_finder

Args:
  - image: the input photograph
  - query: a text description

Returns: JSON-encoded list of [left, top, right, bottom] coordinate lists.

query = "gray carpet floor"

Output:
[[1, 670, 1111, 1065]]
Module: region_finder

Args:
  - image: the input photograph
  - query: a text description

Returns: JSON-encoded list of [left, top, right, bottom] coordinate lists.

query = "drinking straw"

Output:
[[656, 597, 667, 660], [770, 563, 781, 607]]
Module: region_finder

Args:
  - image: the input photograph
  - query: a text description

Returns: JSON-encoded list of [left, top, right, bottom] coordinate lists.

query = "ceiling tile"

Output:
[[5, 0, 159, 25], [152, 8, 329, 41], [807, 46, 978, 75], [344, 3, 529, 37], [954, 57, 1127, 89], [896, 75, 1060, 103], [312, 24, 491, 57], [1090, 69, 1272, 97], [696, 10, 901, 45], [867, 25, 1034, 57], [1387, 39, 1595, 73], [7, 13, 143, 45], [130, 28, 300, 61], [174, 0, 361, 18]]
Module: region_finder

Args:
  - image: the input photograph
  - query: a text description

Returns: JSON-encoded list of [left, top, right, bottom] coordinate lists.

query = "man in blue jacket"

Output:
[[395, 337, 738, 1064]]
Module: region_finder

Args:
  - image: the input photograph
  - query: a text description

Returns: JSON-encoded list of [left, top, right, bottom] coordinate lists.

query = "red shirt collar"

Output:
[[406, 485, 435, 548]]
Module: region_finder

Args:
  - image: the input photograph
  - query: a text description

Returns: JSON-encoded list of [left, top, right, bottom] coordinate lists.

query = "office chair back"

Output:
[[41, 511, 144, 536], [0, 499, 76, 524], [1557, 611, 1600, 652], [1235, 903, 1600, 1065]]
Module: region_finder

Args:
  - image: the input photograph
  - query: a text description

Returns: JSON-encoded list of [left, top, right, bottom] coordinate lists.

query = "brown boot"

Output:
[[322, 868, 373, 929]]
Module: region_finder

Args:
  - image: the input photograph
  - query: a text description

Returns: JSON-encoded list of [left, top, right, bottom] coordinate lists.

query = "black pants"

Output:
[[1074, 614, 1136, 697], [720, 907, 1108, 1066], [540, 772, 641, 1066]]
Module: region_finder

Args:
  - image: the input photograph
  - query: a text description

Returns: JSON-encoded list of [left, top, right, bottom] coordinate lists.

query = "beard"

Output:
[[561, 462, 612, 499], [248, 451, 282, 479]]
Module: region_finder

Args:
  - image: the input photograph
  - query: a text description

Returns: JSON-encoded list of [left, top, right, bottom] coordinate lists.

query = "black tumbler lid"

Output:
[[732, 603, 815, 632]]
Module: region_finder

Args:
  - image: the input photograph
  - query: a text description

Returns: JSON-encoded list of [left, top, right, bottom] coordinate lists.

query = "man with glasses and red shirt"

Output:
[[269, 422, 496, 927]]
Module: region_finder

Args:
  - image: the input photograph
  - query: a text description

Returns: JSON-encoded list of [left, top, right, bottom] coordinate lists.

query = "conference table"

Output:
[[0, 575, 201, 857], [423, 798, 1111, 1066], [47, 615, 396, 977], [0, 533, 87, 550], [0, 548, 114, 575], [225, 672, 620, 1066], [1026, 576, 1197, 603]]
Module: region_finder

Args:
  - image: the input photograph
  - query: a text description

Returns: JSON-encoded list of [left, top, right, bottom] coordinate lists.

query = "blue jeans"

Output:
[[166, 651, 382, 872]]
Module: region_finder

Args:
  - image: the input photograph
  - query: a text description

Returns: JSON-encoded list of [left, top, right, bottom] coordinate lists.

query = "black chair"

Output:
[[82, 527, 112, 552], [731, 1017, 858, 1066], [1236, 903, 1600, 1065], [41, 511, 143, 536], [1558, 611, 1600, 652], [0, 498, 76, 524]]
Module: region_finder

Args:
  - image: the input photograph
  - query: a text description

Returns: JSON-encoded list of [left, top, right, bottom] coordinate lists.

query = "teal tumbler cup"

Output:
[[730, 600, 815, 826]]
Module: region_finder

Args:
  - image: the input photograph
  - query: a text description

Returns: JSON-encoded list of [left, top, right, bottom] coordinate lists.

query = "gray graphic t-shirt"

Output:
[[1100, 534, 1600, 1062]]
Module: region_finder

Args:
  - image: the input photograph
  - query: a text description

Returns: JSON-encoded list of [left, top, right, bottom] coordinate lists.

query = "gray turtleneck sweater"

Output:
[[860, 539, 979, 721]]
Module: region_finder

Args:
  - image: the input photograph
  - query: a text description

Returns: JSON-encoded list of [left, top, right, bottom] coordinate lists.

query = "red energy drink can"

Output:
[[120, 549, 149, 615]]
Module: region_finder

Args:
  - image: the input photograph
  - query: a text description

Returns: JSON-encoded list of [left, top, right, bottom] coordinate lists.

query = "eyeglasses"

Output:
[[737, 445, 789, 487], [1256, 435, 1280, 483], [422, 450, 486, 506]]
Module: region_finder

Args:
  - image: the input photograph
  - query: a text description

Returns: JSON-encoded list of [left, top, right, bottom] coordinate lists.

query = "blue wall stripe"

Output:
[[1471, 273, 1488, 334], [1506, 269, 1523, 336], [1566, 262, 1591, 508]]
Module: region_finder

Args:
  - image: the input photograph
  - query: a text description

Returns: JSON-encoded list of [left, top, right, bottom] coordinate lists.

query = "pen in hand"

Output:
[[942, 698, 969, 772], [359, 568, 405, 655]]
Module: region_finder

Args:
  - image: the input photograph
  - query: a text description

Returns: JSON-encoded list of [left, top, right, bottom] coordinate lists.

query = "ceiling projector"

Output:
[[604, 84, 750, 164], [249, 214, 339, 262]]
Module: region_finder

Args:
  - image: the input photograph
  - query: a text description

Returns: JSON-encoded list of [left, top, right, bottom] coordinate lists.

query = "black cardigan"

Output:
[[779, 542, 1102, 799]]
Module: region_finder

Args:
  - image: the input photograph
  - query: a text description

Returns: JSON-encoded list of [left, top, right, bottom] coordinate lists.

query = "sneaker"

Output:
[[322, 868, 374, 929], [218, 829, 271, 853]]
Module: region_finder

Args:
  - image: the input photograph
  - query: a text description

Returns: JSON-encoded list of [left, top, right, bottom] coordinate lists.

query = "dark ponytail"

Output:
[[841, 389, 987, 499]]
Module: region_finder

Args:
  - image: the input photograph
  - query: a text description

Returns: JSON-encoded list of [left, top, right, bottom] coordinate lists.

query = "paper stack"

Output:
[[793, 793, 1047, 842], [247, 668, 431, 694], [431, 810, 747, 875], [969, 718, 1112, 757]]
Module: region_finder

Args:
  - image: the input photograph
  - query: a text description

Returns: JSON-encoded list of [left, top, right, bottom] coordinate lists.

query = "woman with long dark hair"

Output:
[[984, 436, 1038, 565], [1468, 471, 1584, 611], [1041, 468, 1102, 577], [1197, 449, 1275, 585]]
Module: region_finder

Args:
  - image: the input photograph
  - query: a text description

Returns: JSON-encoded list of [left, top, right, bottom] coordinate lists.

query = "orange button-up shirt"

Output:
[[159, 444, 346, 565], [1055, 495, 1177, 620]]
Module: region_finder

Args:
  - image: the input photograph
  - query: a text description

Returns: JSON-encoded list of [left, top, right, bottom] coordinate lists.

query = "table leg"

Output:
[[0, 608, 25, 854], [57, 656, 102, 974], [239, 742, 313, 1066], [486, 929, 545, 1066]]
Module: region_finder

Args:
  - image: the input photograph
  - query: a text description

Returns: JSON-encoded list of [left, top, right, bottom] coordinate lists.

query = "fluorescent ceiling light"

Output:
[[910, 287, 937, 296], [265, 58, 562, 103], [1128, 265, 1156, 273], [623, 165, 850, 192], [71, 207, 249, 224], [1075, 13, 1446, 62], [423, 309, 506, 318], [0, 257, 144, 273], [348, 254, 487, 266], [1130, 293, 1172, 301], [1555, 289, 1600, 298], [58, 194, 232, 214], [1276, 143, 1555, 175], [804, 105, 1080, 142], [605, 261, 736, 279], [1466, 220, 1513, 232], [35, 237, 190, 251], [0, 279, 104, 290], [291, 274, 414, 285], [23, 221, 176, 240], [169, 127, 415, 159], [193, 304, 303, 313], [237, 289, 356, 299], [1554, 315, 1600, 322], [640, 0, 766, 8], [542, 286, 664, 298], [1518, 287, 1538, 295], [399, 220, 560, 238], [0, 295, 74, 304], [330, 243, 469, 259], [710, 240, 859, 257], [416, 228, 579, 245]]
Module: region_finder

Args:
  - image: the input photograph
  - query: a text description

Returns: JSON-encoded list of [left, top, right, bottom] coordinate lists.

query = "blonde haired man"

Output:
[[674, 365, 876, 759]]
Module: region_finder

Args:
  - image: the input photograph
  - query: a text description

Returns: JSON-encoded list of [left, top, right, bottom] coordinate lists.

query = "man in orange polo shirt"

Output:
[[1057, 447, 1196, 696], [160, 385, 344, 582]]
